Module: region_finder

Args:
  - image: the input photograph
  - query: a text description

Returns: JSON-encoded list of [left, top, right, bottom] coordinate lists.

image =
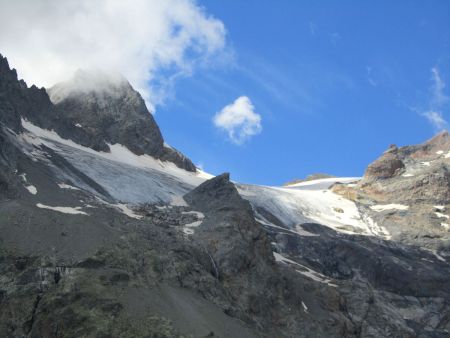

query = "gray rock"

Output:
[[47, 70, 196, 171]]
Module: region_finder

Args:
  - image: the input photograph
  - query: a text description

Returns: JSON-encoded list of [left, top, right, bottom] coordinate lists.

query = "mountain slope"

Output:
[[0, 53, 449, 337], [0, 54, 195, 172]]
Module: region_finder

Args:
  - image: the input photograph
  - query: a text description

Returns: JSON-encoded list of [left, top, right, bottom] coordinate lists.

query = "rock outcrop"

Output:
[[0, 54, 52, 133], [329, 133, 450, 250], [363, 145, 405, 180]]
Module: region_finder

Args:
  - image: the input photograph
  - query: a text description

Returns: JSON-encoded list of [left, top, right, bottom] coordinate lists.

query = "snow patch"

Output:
[[273, 252, 337, 287], [182, 211, 205, 235], [435, 212, 449, 219], [402, 173, 414, 177], [58, 183, 80, 190], [25, 185, 38, 195], [18, 173, 37, 195], [425, 249, 446, 262], [301, 301, 308, 313], [441, 223, 449, 229], [421, 161, 431, 166], [182, 220, 203, 235], [36, 203, 88, 215], [92, 197, 143, 219], [115, 204, 143, 219], [436, 150, 444, 155], [182, 211, 205, 219], [284, 177, 360, 189], [294, 224, 320, 237], [75, 123, 82, 128], [370, 204, 409, 212]]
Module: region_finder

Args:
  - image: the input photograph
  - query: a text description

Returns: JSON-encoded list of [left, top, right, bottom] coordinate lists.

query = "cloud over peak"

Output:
[[0, 0, 226, 112], [213, 96, 262, 144]]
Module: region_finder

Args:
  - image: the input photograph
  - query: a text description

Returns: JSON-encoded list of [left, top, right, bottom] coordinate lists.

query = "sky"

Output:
[[156, 0, 450, 185], [1, 0, 450, 185]]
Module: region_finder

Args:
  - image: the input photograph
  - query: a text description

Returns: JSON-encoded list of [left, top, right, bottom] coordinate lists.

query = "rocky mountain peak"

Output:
[[424, 129, 450, 150], [0, 53, 196, 171], [46, 69, 196, 171], [184, 172, 235, 211]]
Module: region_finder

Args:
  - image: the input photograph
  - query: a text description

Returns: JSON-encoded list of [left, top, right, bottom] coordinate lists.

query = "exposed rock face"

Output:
[[47, 70, 195, 171], [407, 130, 450, 159], [0, 128, 19, 199], [181, 174, 359, 337], [359, 133, 450, 203], [184, 173, 275, 285], [269, 222, 450, 337], [0, 54, 51, 133], [363, 145, 405, 180], [329, 133, 450, 250]]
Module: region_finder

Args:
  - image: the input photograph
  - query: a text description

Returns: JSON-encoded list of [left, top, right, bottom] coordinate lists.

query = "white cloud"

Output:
[[421, 68, 449, 131], [213, 96, 262, 144], [422, 111, 448, 130], [0, 0, 226, 112], [431, 67, 448, 107]]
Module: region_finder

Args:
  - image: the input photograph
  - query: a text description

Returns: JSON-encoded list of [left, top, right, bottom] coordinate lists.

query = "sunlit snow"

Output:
[[36, 203, 88, 215], [21, 119, 392, 240], [273, 252, 337, 287], [182, 211, 205, 235], [25, 185, 37, 195], [370, 204, 409, 212], [58, 183, 80, 190], [18, 173, 37, 195]]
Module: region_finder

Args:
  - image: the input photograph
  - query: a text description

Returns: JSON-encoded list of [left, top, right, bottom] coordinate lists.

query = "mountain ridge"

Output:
[[0, 54, 195, 172], [0, 52, 449, 337]]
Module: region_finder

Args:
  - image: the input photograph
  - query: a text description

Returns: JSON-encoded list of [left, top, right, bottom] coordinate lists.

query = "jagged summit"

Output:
[[47, 68, 196, 171], [0, 53, 195, 171], [0, 54, 53, 133]]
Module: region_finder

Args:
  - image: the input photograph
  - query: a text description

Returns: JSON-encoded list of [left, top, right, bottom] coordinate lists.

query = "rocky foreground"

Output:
[[0, 53, 449, 337]]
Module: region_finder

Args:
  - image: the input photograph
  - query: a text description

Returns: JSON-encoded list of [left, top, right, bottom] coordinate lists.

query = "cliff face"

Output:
[[0, 54, 53, 133], [47, 70, 196, 171]]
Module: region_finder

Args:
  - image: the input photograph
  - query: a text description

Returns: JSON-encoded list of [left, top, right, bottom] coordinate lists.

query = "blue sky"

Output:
[[2, 1, 449, 185], [155, 0, 450, 185]]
